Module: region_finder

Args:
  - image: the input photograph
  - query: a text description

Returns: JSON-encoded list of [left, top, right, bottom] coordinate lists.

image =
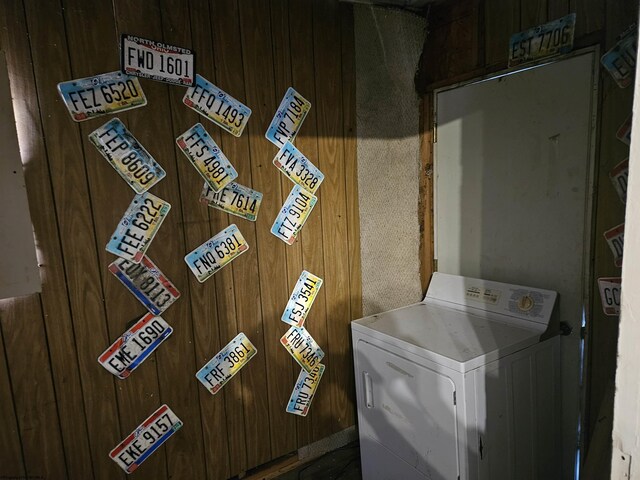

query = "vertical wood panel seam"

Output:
[[0, 314, 27, 474], [33, 294, 71, 478], [15, 0, 78, 475], [154, 1, 208, 477], [234, 0, 273, 461], [316, 0, 342, 433], [194, 1, 240, 475], [340, 3, 359, 323], [58, 0, 124, 447], [339, 4, 352, 326], [26, 1, 117, 474], [308, 0, 333, 436], [202, 2, 238, 474], [288, 0, 332, 443], [267, 0, 299, 450]]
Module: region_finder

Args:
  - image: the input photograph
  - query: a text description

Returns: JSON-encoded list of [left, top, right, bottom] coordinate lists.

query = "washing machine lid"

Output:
[[351, 273, 557, 372]]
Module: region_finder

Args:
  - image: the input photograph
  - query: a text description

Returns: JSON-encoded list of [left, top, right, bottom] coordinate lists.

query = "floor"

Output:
[[277, 442, 362, 480]]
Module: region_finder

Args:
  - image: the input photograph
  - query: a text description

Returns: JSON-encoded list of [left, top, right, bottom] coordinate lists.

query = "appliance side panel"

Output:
[[474, 361, 515, 480], [534, 338, 561, 479], [511, 355, 536, 477], [474, 337, 561, 480]]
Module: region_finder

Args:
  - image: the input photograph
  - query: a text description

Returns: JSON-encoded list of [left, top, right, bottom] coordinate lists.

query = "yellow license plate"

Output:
[[58, 71, 147, 122], [286, 364, 325, 417], [282, 270, 323, 327], [176, 123, 237, 192], [509, 14, 575, 67], [196, 333, 257, 395], [183, 74, 251, 137], [271, 185, 317, 245], [89, 118, 166, 193], [273, 141, 324, 194], [200, 182, 263, 222], [265, 87, 311, 148], [280, 326, 324, 373], [106, 192, 171, 263], [184, 224, 249, 282]]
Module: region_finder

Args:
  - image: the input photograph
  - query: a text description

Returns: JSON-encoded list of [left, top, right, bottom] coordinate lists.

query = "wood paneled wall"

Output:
[[0, 1, 360, 479], [417, 0, 637, 474]]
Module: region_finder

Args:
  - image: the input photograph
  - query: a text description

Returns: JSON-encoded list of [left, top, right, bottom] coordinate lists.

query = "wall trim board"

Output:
[[0, 51, 40, 300]]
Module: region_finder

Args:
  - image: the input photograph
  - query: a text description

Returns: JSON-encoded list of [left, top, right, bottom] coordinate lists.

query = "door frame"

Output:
[[420, 45, 601, 477]]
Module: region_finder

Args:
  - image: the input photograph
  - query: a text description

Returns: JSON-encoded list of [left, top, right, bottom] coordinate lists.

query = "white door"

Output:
[[434, 50, 598, 478], [355, 340, 459, 480]]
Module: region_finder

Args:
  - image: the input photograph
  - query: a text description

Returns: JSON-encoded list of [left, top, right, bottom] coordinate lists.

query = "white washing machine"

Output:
[[352, 273, 561, 480]]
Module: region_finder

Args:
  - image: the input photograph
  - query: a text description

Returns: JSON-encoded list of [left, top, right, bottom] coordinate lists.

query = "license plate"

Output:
[[98, 313, 173, 379], [121, 34, 195, 86], [106, 192, 171, 263], [271, 185, 317, 245], [176, 123, 237, 192], [195, 332, 257, 395], [109, 256, 180, 315], [598, 277, 622, 316], [617, 114, 632, 146], [184, 224, 249, 283], [610, 158, 629, 204], [604, 223, 625, 268], [273, 141, 324, 194], [286, 364, 325, 417], [89, 118, 166, 193], [57, 71, 147, 122], [601, 25, 638, 88], [183, 74, 251, 137], [265, 87, 311, 148], [199, 182, 263, 222], [282, 270, 323, 327], [508, 13, 576, 67], [280, 326, 324, 373], [109, 404, 182, 474]]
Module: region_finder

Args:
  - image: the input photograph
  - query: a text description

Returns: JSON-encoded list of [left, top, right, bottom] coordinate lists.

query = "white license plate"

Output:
[[121, 34, 195, 86], [57, 71, 147, 122], [286, 364, 325, 417], [106, 192, 171, 263], [598, 277, 621, 316], [601, 26, 637, 88], [196, 332, 257, 395], [610, 158, 629, 204], [603, 223, 624, 268], [273, 141, 324, 194], [109, 404, 182, 474], [89, 118, 166, 193], [109, 256, 180, 315], [280, 326, 324, 373], [199, 182, 263, 222], [98, 313, 173, 379], [282, 270, 323, 327], [184, 224, 248, 283], [271, 185, 317, 245], [265, 87, 311, 148], [508, 14, 575, 67], [183, 74, 251, 137], [176, 123, 237, 192]]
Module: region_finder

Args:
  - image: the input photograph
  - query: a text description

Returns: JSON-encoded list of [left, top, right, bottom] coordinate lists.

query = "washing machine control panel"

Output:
[[425, 273, 558, 326]]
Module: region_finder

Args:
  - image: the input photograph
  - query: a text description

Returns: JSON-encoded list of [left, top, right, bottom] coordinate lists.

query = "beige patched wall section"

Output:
[[354, 5, 426, 316]]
